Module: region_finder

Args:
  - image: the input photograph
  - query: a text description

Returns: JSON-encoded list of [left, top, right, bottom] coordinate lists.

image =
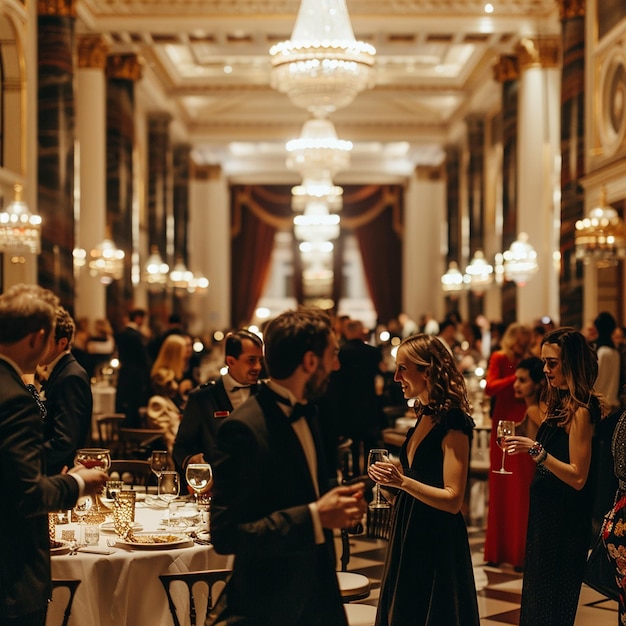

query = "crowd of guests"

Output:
[[4, 282, 626, 625]]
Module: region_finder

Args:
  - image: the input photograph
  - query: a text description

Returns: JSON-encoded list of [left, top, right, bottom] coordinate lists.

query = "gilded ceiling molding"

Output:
[[493, 54, 520, 83], [191, 163, 222, 181], [37, 0, 76, 17], [557, 0, 585, 20], [77, 35, 108, 70], [106, 53, 142, 81], [515, 36, 561, 71]]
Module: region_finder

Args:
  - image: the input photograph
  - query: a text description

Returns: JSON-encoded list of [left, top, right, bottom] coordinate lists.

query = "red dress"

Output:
[[483, 351, 536, 569]]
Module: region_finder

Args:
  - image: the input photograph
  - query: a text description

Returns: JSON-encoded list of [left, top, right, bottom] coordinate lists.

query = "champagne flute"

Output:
[[150, 450, 169, 482], [73, 495, 93, 545], [158, 471, 180, 526], [493, 420, 515, 474], [368, 448, 390, 507]]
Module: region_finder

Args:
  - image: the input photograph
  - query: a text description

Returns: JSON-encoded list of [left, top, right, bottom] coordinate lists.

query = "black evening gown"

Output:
[[519, 398, 601, 626], [375, 408, 479, 626]]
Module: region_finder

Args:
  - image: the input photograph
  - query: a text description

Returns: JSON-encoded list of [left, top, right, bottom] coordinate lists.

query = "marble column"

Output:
[[189, 163, 229, 333], [403, 166, 446, 324], [515, 36, 561, 325], [558, 0, 586, 327], [172, 143, 191, 321], [75, 34, 108, 322], [37, 0, 76, 309], [105, 53, 141, 329]]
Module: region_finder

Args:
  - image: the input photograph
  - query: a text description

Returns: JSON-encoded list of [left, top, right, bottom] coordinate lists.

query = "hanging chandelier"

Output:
[[575, 187, 626, 268], [502, 232, 539, 285], [293, 200, 340, 242], [143, 245, 170, 289], [269, 0, 376, 118], [441, 261, 466, 293], [88, 235, 125, 284], [0, 184, 42, 255], [465, 250, 493, 293]]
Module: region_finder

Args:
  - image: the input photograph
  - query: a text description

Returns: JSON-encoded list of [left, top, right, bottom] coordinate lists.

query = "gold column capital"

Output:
[[106, 53, 143, 82], [493, 54, 520, 83], [414, 165, 443, 181], [557, 0, 585, 20], [37, 0, 76, 17], [191, 163, 222, 181], [77, 35, 108, 70], [515, 36, 561, 71]]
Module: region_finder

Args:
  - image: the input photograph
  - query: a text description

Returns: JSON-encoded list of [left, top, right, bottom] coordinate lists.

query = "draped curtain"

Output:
[[230, 184, 403, 329]]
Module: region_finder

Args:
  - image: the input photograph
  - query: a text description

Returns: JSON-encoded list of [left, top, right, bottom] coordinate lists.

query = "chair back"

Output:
[[109, 459, 153, 489], [48, 579, 81, 626], [96, 413, 125, 456], [118, 427, 165, 459], [159, 569, 232, 626]]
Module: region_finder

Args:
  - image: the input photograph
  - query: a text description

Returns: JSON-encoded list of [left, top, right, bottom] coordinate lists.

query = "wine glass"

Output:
[[368, 448, 390, 507], [158, 471, 180, 526], [493, 420, 515, 475], [186, 463, 213, 534], [150, 450, 169, 482], [74, 448, 111, 472], [73, 495, 93, 545]]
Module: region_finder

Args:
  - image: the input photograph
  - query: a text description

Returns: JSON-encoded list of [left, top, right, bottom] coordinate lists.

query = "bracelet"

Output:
[[528, 442, 543, 459], [536, 448, 548, 464]]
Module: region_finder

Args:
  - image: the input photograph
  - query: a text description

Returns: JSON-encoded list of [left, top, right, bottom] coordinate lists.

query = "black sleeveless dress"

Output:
[[375, 408, 479, 626], [519, 397, 601, 625]]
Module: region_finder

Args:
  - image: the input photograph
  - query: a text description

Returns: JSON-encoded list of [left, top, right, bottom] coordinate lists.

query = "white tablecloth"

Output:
[[49, 503, 232, 626]]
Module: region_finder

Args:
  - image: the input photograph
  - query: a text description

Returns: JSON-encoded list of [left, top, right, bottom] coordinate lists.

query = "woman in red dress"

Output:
[[483, 322, 533, 569]]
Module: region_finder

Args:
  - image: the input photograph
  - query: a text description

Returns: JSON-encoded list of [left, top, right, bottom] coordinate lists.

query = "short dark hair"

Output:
[[225, 329, 263, 359], [0, 284, 58, 344], [264, 307, 332, 379], [54, 307, 75, 344], [517, 356, 544, 384], [129, 309, 146, 323]]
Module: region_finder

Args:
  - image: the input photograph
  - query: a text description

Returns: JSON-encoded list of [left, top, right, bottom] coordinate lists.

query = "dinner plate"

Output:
[[50, 540, 70, 556], [115, 533, 191, 550], [100, 521, 143, 534]]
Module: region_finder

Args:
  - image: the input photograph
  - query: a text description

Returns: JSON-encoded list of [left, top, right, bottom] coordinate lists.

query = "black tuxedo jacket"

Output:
[[207, 383, 347, 626], [42, 352, 93, 474], [0, 359, 79, 620], [173, 377, 260, 471]]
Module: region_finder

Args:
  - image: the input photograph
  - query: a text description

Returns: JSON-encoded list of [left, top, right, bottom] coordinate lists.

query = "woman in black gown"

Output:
[[507, 327, 607, 625], [367, 334, 479, 626]]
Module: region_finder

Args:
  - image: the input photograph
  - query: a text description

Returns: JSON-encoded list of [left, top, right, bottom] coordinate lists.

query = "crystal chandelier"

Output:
[[169, 256, 194, 291], [464, 250, 493, 293], [503, 232, 539, 285], [269, 0, 376, 118], [441, 261, 466, 293], [0, 184, 42, 255], [88, 235, 125, 285], [294, 200, 340, 242], [143, 245, 169, 288], [575, 187, 626, 268]]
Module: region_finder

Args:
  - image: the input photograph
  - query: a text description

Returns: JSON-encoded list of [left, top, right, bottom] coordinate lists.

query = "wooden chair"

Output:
[[118, 426, 165, 459], [109, 459, 153, 489], [95, 413, 126, 456], [49, 579, 81, 626], [159, 569, 232, 626]]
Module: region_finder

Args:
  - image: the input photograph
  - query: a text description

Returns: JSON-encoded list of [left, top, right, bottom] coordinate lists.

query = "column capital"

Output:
[[191, 163, 222, 181], [106, 53, 143, 81], [148, 112, 173, 132], [493, 54, 520, 83], [515, 36, 561, 71], [77, 35, 108, 70], [37, 0, 76, 17], [557, 0, 585, 20], [414, 165, 443, 181]]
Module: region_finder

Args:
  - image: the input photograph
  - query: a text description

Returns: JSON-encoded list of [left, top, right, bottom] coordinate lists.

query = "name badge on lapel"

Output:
[[214, 411, 229, 418]]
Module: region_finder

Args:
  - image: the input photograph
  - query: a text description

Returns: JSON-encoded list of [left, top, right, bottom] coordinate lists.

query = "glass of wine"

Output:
[[150, 450, 169, 482], [158, 471, 180, 526], [368, 448, 390, 507], [73, 495, 93, 545], [74, 448, 111, 472], [493, 420, 515, 474], [186, 463, 213, 535]]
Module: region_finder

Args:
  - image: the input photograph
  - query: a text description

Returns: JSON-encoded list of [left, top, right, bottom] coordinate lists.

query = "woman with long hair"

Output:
[[151, 334, 193, 408], [507, 327, 608, 625], [367, 334, 479, 625]]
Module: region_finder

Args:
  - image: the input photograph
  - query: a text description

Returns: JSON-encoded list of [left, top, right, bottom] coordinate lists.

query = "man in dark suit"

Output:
[[115, 308, 152, 426], [39, 307, 93, 475], [0, 284, 107, 626], [173, 330, 264, 475], [208, 307, 366, 626]]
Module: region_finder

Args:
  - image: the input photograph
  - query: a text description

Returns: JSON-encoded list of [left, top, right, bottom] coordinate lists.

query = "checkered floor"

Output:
[[340, 525, 619, 625]]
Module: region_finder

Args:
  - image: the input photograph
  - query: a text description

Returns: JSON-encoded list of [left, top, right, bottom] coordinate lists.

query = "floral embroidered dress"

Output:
[[375, 407, 479, 626], [519, 396, 601, 626]]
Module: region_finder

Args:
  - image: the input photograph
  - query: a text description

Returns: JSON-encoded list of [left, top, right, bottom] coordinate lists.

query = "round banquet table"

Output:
[[48, 497, 233, 626]]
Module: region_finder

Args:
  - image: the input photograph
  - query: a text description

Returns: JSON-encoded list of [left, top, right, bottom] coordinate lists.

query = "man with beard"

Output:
[[208, 307, 366, 626]]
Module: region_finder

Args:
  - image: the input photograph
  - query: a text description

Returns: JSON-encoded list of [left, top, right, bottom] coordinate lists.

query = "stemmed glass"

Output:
[[158, 471, 180, 526], [493, 420, 515, 475], [73, 495, 93, 545], [368, 448, 390, 507], [150, 450, 169, 482], [186, 463, 213, 534], [75, 448, 111, 472]]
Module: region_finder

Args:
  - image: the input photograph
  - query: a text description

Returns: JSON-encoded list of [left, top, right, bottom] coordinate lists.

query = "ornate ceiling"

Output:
[[77, 0, 560, 181]]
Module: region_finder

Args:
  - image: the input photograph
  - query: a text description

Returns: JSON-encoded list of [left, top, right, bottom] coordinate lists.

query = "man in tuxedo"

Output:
[[208, 307, 366, 626], [115, 308, 151, 426], [39, 307, 93, 475], [173, 329, 264, 474], [0, 284, 107, 626]]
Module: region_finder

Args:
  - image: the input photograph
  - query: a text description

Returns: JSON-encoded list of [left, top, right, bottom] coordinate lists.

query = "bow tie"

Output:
[[26, 384, 47, 420], [231, 385, 251, 392], [289, 402, 316, 424]]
